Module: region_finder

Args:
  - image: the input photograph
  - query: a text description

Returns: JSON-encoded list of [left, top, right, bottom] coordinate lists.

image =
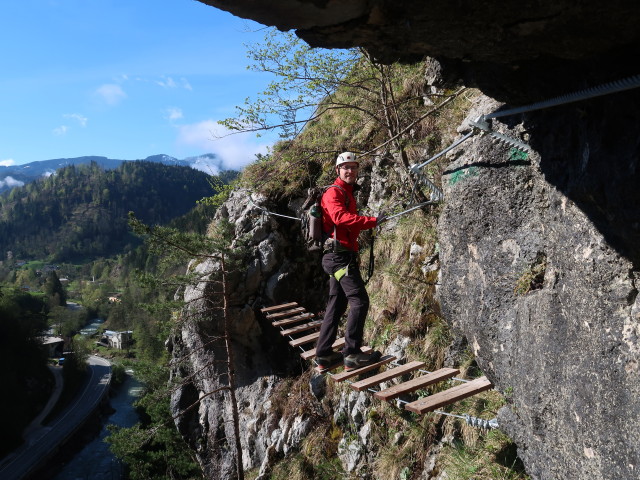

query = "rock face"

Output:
[[181, 3, 640, 479], [196, 0, 640, 102], [438, 91, 640, 480], [169, 189, 327, 478]]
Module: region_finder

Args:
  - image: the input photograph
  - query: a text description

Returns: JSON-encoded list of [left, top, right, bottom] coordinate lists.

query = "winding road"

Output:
[[0, 355, 111, 480]]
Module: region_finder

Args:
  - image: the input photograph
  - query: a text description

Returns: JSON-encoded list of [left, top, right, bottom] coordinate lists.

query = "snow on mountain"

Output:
[[0, 154, 224, 194]]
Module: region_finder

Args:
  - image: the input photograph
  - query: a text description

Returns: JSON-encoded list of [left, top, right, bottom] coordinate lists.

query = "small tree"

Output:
[[49, 304, 85, 337], [220, 28, 360, 139], [223, 28, 465, 201], [43, 270, 67, 307], [107, 214, 248, 479]]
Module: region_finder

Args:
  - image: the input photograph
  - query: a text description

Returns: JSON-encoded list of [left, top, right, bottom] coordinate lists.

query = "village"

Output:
[[1, 253, 135, 362]]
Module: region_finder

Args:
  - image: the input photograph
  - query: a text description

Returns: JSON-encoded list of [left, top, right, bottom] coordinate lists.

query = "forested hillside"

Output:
[[0, 161, 234, 262]]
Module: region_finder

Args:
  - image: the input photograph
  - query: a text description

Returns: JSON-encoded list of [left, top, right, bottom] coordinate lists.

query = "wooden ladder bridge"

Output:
[[261, 302, 494, 415]]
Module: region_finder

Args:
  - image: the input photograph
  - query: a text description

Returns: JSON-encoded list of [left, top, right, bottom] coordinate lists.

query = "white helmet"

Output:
[[336, 151, 358, 167]]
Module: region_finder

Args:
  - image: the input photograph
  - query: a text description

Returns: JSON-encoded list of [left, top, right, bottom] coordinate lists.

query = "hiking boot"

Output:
[[315, 351, 343, 373], [344, 350, 382, 371]]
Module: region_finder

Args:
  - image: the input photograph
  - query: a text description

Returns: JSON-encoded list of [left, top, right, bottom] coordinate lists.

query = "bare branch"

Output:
[[362, 87, 467, 156]]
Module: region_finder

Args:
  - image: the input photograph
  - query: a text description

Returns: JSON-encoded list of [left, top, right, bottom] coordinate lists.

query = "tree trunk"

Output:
[[221, 254, 244, 480]]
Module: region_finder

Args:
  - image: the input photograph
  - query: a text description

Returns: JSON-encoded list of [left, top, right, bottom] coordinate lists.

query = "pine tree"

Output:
[[43, 270, 66, 306]]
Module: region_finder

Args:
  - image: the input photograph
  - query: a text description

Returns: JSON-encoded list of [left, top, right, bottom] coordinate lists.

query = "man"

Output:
[[315, 152, 386, 372]]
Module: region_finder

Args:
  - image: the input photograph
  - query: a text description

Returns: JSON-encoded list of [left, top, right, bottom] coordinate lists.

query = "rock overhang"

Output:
[[196, 0, 640, 103]]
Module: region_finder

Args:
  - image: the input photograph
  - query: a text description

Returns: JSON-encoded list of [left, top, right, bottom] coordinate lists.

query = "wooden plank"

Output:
[[331, 355, 396, 382], [350, 361, 426, 392], [280, 320, 322, 337], [266, 307, 306, 320], [374, 367, 460, 401], [311, 346, 373, 372], [300, 338, 346, 360], [404, 376, 493, 414], [260, 302, 298, 313], [289, 331, 320, 347], [272, 312, 315, 327]]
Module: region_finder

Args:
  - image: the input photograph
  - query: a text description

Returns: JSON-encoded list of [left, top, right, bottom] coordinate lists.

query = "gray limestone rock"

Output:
[[308, 373, 326, 400], [438, 92, 640, 480]]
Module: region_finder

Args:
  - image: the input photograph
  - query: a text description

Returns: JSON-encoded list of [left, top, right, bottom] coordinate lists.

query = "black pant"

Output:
[[316, 252, 370, 357]]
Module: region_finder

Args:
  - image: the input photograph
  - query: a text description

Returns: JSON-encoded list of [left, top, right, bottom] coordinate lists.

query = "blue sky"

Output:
[[0, 0, 279, 170]]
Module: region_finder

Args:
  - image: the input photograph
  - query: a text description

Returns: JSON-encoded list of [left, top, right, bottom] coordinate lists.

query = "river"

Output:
[[52, 373, 143, 480]]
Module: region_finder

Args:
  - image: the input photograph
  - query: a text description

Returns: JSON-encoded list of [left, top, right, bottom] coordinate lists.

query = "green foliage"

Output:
[[269, 454, 344, 480], [43, 270, 67, 307], [0, 161, 223, 262], [106, 364, 201, 480], [439, 432, 529, 480], [111, 363, 127, 386], [229, 28, 453, 200], [514, 254, 547, 295], [221, 29, 359, 139], [69, 334, 90, 367], [198, 171, 240, 210], [0, 287, 50, 455], [105, 216, 247, 479], [49, 304, 87, 337], [0, 159, 238, 475]]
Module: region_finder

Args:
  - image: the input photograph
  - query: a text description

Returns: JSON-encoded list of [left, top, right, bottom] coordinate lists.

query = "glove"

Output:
[[376, 214, 387, 225]]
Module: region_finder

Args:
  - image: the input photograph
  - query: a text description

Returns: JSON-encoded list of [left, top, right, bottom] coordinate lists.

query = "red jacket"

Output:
[[321, 177, 377, 252]]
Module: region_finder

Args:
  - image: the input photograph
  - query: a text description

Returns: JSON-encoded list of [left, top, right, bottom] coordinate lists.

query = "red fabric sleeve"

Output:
[[322, 187, 377, 229]]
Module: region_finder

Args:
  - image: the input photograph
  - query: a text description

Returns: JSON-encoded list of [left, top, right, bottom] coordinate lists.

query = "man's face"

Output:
[[336, 162, 359, 184]]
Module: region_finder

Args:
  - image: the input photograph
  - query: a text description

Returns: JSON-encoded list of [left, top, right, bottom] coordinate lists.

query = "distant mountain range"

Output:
[[0, 160, 227, 262], [0, 153, 223, 193]]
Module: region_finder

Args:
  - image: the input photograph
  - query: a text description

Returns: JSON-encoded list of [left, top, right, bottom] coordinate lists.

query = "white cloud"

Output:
[[154, 76, 192, 90], [42, 170, 55, 178], [156, 76, 177, 88], [64, 113, 88, 127], [176, 120, 270, 171], [181, 77, 193, 91], [96, 84, 127, 105], [0, 159, 15, 167], [0, 176, 25, 188], [166, 107, 184, 121], [53, 125, 69, 136]]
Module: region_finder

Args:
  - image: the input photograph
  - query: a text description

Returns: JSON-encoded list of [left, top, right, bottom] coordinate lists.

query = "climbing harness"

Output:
[[410, 73, 640, 175]]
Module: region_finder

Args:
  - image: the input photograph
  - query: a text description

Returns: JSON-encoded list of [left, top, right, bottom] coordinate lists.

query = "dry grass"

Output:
[[435, 429, 530, 480], [371, 413, 439, 479], [269, 370, 326, 423], [364, 209, 442, 356]]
